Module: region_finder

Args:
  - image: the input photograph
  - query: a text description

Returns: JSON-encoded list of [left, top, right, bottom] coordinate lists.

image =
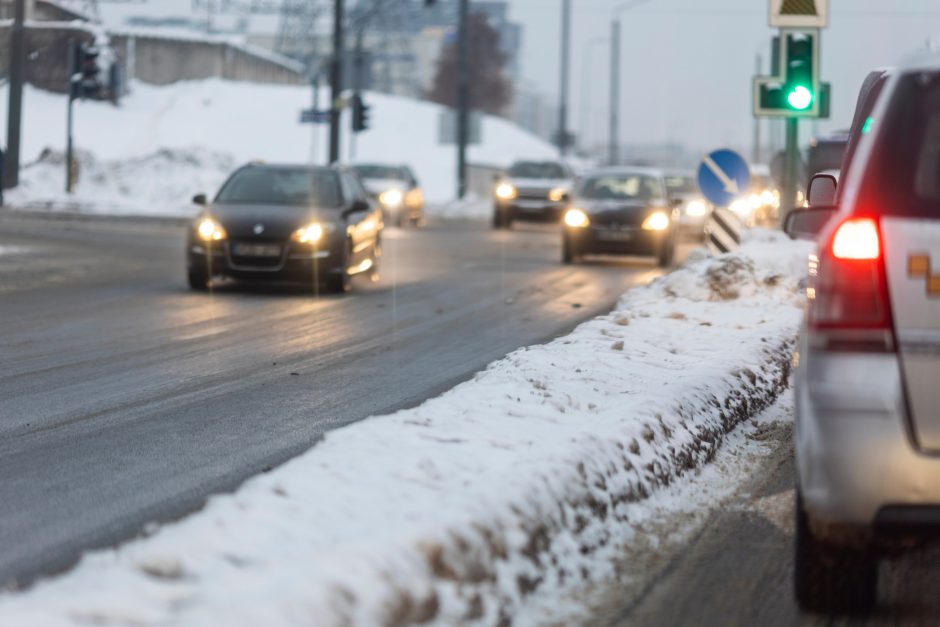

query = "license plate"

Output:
[[233, 243, 282, 257], [516, 200, 549, 210], [597, 230, 635, 242]]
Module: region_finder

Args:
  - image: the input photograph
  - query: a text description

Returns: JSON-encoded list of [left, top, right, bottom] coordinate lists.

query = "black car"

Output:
[[186, 163, 382, 293], [493, 160, 575, 229], [561, 168, 678, 267]]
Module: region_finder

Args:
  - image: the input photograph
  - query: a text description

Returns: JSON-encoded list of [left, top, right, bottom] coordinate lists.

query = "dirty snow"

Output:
[[0, 230, 812, 626], [0, 79, 556, 214]]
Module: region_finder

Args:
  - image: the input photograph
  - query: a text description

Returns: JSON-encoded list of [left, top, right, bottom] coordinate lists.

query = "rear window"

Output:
[[864, 71, 940, 216]]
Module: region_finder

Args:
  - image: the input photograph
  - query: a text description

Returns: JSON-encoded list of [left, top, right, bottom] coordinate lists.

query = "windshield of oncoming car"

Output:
[[664, 176, 697, 195], [507, 161, 567, 179], [577, 174, 665, 201], [352, 165, 408, 181], [215, 168, 342, 207]]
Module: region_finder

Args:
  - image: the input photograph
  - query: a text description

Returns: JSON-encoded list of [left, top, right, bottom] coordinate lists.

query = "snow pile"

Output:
[[0, 231, 811, 626], [9, 148, 236, 217], [0, 79, 556, 213]]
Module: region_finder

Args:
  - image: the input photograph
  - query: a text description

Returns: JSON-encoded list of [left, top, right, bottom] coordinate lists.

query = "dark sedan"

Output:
[[186, 163, 382, 293], [561, 168, 678, 267]]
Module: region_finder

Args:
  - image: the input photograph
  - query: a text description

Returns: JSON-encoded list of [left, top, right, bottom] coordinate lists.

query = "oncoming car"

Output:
[[493, 160, 575, 229], [186, 163, 382, 293], [350, 163, 424, 227], [664, 171, 710, 237], [789, 55, 940, 613], [561, 168, 678, 266]]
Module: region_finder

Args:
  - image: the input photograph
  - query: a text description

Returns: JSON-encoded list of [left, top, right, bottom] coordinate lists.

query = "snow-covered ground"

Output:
[[0, 231, 811, 626], [2, 79, 557, 215]]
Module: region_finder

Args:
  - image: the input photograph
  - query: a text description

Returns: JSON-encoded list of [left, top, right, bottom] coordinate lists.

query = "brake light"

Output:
[[832, 218, 880, 260], [808, 217, 894, 351]]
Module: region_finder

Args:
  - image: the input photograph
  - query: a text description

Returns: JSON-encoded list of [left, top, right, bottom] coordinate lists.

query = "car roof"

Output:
[[583, 166, 665, 178], [242, 162, 337, 173]]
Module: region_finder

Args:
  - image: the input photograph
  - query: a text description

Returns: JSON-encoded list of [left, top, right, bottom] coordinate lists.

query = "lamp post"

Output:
[[579, 37, 608, 155], [609, 0, 655, 165]]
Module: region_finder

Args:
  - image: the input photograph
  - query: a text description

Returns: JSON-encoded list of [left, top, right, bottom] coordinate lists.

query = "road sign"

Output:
[[300, 108, 331, 124], [697, 149, 751, 208], [705, 207, 743, 256], [770, 0, 828, 28]]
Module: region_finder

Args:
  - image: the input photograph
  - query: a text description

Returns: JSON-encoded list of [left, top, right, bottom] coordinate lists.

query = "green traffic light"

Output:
[[787, 85, 814, 111]]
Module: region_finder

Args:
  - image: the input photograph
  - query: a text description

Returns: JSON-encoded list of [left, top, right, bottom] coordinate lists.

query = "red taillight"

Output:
[[831, 218, 880, 260], [808, 217, 895, 351]]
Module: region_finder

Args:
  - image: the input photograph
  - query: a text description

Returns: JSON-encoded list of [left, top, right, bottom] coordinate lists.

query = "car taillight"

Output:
[[808, 217, 895, 351]]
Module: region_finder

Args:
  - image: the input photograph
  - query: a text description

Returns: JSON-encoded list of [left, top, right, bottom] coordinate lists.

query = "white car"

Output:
[[789, 55, 939, 613]]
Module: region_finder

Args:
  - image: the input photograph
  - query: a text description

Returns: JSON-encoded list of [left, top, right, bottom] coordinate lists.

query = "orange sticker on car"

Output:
[[909, 253, 940, 296]]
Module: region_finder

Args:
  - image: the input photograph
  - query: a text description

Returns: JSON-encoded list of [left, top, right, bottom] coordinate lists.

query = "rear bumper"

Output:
[[564, 225, 670, 256], [795, 342, 940, 542]]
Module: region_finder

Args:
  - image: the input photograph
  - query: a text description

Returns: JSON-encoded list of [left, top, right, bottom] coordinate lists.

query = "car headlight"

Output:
[[291, 222, 335, 244], [196, 217, 227, 241], [379, 189, 404, 209], [685, 200, 707, 217], [730, 199, 752, 218], [548, 187, 568, 202], [405, 188, 424, 209], [760, 190, 776, 207], [641, 211, 670, 231], [564, 208, 590, 228], [495, 183, 517, 200]]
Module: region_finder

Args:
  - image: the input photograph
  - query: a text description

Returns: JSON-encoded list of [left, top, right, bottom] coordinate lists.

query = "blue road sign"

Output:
[[697, 149, 751, 208], [300, 108, 331, 124]]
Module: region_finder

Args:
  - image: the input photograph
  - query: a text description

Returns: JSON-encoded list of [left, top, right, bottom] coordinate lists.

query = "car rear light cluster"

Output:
[[808, 217, 895, 352]]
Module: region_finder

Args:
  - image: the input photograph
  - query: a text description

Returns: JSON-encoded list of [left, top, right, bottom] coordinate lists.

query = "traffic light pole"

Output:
[[66, 39, 76, 194], [782, 117, 800, 225], [456, 0, 469, 199], [328, 0, 345, 165], [557, 0, 571, 157], [4, 0, 26, 190], [608, 19, 620, 165]]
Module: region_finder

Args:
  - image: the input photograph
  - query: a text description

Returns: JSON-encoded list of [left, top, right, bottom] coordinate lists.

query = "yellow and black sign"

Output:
[[909, 254, 940, 296], [770, 0, 828, 28]]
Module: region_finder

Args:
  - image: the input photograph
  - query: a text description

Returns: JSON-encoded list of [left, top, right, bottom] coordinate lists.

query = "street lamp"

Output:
[[579, 37, 608, 154], [609, 0, 655, 165]]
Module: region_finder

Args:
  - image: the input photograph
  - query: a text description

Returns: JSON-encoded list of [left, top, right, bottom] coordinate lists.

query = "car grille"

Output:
[[229, 241, 284, 268], [516, 188, 551, 201]]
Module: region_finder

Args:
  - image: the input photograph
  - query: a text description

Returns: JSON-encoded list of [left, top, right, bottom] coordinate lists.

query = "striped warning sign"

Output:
[[704, 207, 742, 255], [770, 0, 827, 27]]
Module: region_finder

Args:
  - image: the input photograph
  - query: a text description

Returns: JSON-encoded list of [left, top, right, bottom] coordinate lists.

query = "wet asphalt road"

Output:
[[0, 210, 688, 587]]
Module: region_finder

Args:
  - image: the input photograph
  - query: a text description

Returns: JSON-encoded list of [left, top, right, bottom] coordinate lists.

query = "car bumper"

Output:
[[564, 226, 670, 256], [795, 344, 940, 541], [187, 240, 344, 281]]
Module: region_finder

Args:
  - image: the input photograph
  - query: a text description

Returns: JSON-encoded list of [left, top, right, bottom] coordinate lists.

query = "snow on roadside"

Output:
[[0, 230, 812, 626]]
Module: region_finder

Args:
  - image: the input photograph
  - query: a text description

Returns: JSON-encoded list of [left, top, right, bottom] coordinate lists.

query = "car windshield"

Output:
[[864, 71, 940, 216], [578, 174, 664, 201], [215, 168, 342, 207], [507, 162, 566, 179], [352, 165, 408, 181], [664, 176, 697, 195]]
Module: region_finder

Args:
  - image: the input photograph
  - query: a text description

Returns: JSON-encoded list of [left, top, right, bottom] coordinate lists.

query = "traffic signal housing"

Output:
[[71, 41, 103, 100], [754, 30, 829, 118], [352, 94, 371, 133]]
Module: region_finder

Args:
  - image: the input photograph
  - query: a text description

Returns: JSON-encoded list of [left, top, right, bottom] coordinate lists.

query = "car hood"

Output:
[[362, 179, 408, 195], [205, 204, 342, 239], [506, 177, 570, 190]]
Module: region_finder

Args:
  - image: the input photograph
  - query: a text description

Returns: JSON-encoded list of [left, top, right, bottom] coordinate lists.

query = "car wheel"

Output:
[[562, 235, 579, 264], [187, 266, 209, 291], [794, 494, 878, 614], [493, 207, 512, 229], [325, 240, 353, 293], [368, 239, 381, 283], [657, 237, 675, 268]]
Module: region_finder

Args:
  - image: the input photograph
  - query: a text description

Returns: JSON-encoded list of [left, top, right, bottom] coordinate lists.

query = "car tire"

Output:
[[187, 266, 209, 291], [794, 494, 878, 615], [325, 240, 353, 293], [562, 235, 579, 264], [657, 237, 676, 268], [493, 207, 512, 230]]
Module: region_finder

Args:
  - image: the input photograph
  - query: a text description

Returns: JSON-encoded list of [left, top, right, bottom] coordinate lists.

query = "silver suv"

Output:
[[792, 53, 940, 612]]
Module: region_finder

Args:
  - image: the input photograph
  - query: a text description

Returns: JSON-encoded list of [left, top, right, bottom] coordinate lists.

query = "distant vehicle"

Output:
[[186, 163, 382, 293], [786, 56, 940, 613], [493, 160, 576, 229], [351, 163, 424, 227], [664, 171, 710, 238], [561, 167, 678, 266], [728, 165, 781, 226], [806, 130, 850, 179]]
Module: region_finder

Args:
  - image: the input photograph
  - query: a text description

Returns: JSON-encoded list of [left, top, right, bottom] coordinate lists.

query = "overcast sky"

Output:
[[506, 0, 940, 154]]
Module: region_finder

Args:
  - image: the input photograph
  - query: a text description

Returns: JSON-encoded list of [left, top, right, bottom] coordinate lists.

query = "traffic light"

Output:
[[71, 41, 103, 100], [754, 30, 829, 118], [351, 94, 371, 132]]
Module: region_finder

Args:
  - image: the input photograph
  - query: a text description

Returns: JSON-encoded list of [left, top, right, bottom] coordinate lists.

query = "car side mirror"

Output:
[[784, 206, 837, 241], [193, 193, 207, 206], [670, 197, 684, 209], [807, 173, 838, 208], [344, 199, 371, 220]]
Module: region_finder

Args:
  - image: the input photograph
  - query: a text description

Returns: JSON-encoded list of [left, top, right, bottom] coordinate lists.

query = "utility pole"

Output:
[[608, 19, 620, 165], [557, 0, 571, 157], [329, 0, 345, 164], [4, 0, 26, 190], [782, 118, 800, 220], [456, 0, 469, 198], [752, 53, 763, 164]]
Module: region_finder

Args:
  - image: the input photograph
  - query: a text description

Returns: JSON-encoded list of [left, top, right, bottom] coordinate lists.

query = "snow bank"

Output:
[[1, 80, 556, 214], [0, 231, 811, 626]]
